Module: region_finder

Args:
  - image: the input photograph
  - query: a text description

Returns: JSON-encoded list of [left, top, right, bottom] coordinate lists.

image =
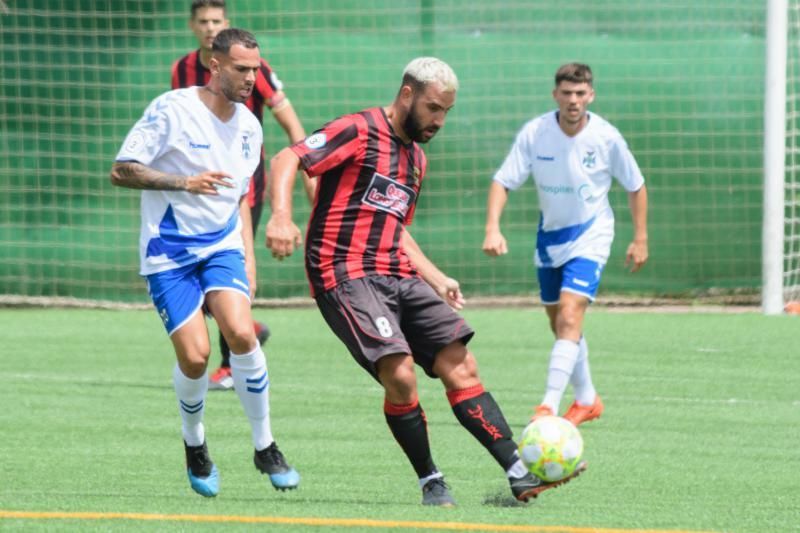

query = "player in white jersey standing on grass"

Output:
[[110, 28, 299, 497], [482, 63, 648, 426]]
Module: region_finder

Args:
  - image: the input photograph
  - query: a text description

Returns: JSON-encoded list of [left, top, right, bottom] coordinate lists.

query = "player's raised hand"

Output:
[[482, 229, 508, 257], [185, 170, 235, 195], [265, 215, 303, 260], [625, 239, 648, 272], [437, 276, 466, 311]]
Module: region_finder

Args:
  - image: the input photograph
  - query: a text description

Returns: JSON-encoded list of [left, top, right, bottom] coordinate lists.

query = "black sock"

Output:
[[450, 388, 518, 471], [218, 332, 231, 368], [384, 400, 438, 479]]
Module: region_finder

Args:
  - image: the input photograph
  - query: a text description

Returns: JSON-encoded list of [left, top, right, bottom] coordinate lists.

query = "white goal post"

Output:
[[763, 0, 788, 314]]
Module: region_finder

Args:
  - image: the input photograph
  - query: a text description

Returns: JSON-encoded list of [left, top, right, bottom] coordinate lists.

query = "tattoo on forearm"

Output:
[[111, 162, 187, 191]]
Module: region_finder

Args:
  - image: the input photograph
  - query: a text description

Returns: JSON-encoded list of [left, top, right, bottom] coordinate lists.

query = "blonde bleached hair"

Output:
[[401, 57, 459, 93]]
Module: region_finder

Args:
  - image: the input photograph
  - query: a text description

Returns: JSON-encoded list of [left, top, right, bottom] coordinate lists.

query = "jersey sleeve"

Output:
[[115, 93, 175, 166], [609, 134, 645, 192], [170, 60, 180, 90], [493, 120, 537, 190], [254, 59, 286, 109], [289, 115, 361, 177]]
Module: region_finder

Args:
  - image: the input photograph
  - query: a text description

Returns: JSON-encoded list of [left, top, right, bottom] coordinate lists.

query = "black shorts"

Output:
[[315, 275, 475, 379]]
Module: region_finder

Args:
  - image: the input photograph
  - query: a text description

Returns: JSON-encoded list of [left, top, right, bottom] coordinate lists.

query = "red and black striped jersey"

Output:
[[170, 49, 285, 207], [290, 107, 428, 297]]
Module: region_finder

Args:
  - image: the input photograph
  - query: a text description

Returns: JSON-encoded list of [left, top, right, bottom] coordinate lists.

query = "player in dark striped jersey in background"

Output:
[[265, 57, 586, 505], [172, 0, 316, 390]]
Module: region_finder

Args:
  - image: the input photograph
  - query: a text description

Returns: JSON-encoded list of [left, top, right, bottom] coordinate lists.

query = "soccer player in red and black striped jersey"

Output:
[[172, 0, 316, 390], [265, 57, 586, 505]]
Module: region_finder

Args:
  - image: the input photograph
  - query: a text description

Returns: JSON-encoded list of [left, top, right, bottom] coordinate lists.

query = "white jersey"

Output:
[[115, 87, 263, 275], [493, 110, 644, 268]]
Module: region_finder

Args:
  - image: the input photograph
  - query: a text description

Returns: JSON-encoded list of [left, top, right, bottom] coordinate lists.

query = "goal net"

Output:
[[784, 1, 800, 305], [0, 0, 769, 305]]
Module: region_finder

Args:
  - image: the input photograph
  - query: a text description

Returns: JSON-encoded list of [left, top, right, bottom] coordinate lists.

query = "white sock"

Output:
[[506, 459, 529, 479], [229, 344, 274, 451], [570, 336, 597, 405], [541, 339, 580, 413], [418, 471, 443, 488], [172, 364, 207, 447]]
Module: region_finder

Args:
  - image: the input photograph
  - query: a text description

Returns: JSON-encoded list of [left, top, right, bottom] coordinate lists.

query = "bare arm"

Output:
[[272, 98, 318, 204], [625, 184, 649, 272], [109, 161, 233, 195], [239, 197, 257, 299], [402, 229, 465, 310], [265, 147, 304, 259], [482, 180, 510, 256]]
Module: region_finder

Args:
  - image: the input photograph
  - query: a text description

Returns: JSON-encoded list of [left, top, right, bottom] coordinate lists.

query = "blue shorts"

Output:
[[537, 257, 604, 305], [145, 249, 250, 336]]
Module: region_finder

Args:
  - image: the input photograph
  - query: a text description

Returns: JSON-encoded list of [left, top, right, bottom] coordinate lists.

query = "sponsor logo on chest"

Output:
[[362, 172, 417, 218]]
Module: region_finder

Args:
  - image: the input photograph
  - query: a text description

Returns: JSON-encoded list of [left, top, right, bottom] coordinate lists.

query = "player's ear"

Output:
[[209, 56, 220, 75], [400, 85, 414, 104], [586, 88, 595, 105], [223, 18, 230, 29]]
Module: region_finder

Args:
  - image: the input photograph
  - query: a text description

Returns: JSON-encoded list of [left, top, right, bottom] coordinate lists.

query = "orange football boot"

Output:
[[563, 395, 604, 426], [530, 404, 554, 422]]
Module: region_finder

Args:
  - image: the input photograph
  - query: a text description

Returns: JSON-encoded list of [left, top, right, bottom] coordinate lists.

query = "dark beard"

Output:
[[221, 79, 248, 103], [403, 106, 427, 143]]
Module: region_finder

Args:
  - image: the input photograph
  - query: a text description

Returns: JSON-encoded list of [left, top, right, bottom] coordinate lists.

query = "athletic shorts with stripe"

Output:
[[315, 275, 475, 379]]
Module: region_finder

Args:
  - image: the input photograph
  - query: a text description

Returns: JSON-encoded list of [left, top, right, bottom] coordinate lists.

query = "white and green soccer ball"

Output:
[[518, 415, 583, 482]]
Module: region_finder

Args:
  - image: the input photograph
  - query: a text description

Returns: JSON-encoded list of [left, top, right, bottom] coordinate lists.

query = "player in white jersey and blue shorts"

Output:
[[483, 63, 649, 427], [110, 28, 298, 498]]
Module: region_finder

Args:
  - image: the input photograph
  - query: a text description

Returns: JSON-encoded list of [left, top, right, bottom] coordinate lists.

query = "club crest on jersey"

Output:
[[305, 133, 327, 149], [410, 166, 421, 185], [241, 135, 251, 159], [582, 151, 596, 168], [362, 172, 417, 218]]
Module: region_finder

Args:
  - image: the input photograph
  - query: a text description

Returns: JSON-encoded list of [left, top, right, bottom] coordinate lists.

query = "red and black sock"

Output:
[[448, 384, 518, 470], [384, 399, 438, 478]]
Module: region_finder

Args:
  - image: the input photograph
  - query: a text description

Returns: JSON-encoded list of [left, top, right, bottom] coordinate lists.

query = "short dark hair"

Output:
[[212, 28, 259, 55], [191, 0, 225, 18], [555, 63, 593, 86]]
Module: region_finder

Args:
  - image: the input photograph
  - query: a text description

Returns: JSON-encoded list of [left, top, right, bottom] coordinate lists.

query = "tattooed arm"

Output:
[[110, 161, 233, 195]]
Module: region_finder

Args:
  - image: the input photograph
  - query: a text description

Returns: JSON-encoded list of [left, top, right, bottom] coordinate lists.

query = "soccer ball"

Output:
[[518, 416, 583, 482]]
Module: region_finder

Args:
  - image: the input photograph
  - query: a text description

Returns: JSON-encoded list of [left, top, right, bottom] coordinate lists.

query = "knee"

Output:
[[179, 349, 211, 379], [434, 344, 480, 389], [224, 324, 256, 354], [378, 357, 418, 402], [171, 321, 211, 378], [555, 305, 583, 335]]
